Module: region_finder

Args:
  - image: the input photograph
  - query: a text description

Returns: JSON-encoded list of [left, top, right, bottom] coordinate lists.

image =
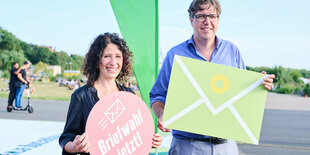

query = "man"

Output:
[[149, 0, 275, 154], [7, 62, 23, 112], [15, 60, 31, 110]]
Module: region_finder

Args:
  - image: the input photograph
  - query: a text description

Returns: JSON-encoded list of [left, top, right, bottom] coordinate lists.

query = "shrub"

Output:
[[303, 84, 310, 96], [276, 84, 295, 94], [2, 70, 10, 78], [49, 76, 57, 82]]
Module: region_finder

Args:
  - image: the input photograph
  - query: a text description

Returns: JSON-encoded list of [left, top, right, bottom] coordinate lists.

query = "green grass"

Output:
[[0, 78, 142, 101], [0, 76, 143, 101], [0, 79, 74, 101]]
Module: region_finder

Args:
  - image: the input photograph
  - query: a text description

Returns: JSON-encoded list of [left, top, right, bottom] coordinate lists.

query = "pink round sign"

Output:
[[86, 91, 155, 155]]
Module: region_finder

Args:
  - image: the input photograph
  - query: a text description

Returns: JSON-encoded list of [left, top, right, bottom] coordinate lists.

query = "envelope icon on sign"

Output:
[[162, 55, 268, 144], [104, 99, 126, 123]]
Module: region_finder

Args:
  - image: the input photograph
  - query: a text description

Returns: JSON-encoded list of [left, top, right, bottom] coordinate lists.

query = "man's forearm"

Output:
[[14, 68, 22, 75], [17, 74, 27, 84], [14, 66, 25, 75], [151, 101, 165, 120]]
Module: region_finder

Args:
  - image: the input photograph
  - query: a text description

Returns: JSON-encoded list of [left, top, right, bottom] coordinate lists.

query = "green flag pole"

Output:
[[154, 0, 159, 154], [110, 0, 159, 134]]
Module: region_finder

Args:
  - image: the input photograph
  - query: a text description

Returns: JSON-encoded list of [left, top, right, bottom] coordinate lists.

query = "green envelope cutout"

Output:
[[162, 55, 268, 144]]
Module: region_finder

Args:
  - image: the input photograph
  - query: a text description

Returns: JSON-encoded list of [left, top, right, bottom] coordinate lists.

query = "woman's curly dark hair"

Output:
[[82, 33, 133, 86]]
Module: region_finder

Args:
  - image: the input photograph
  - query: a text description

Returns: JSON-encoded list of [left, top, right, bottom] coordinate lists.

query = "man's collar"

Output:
[[188, 35, 195, 46], [188, 35, 222, 49]]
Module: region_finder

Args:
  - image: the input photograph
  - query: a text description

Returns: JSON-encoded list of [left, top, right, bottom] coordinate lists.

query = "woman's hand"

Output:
[[64, 133, 90, 153], [152, 133, 162, 148]]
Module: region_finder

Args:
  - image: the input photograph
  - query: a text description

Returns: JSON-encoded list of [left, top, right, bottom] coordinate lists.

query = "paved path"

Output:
[[238, 93, 310, 155], [0, 119, 64, 154], [238, 109, 310, 155], [265, 93, 310, 111], [0, 92, 310, 154], [0, 98, 68, 122], [0, 99, 68, 154]]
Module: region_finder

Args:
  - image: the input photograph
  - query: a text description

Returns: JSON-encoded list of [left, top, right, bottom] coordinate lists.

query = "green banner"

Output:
[[110, 0, 159, 131]]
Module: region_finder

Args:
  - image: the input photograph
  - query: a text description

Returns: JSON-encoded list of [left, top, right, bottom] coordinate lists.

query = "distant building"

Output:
[[47, 65, 61, 76], [299, 77, 310, 84], [40, 45, 56, 52], [64, 70, 80, 77]]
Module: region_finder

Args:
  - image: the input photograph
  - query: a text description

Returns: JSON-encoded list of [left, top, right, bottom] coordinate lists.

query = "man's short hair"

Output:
[[188, 0, 221, 17], [24, 60, 31, 65], [12, 62, 18, 67]]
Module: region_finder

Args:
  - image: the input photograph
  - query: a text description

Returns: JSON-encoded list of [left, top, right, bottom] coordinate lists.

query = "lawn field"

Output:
[[0, 79, 141, 101], [0, 79, 74, 101]]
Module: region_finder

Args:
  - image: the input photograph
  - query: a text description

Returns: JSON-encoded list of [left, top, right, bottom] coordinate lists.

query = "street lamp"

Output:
[[66, 62, 72, 70]]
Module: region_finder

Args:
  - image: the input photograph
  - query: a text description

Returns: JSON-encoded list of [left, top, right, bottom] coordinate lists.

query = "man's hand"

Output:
[[157, 119, 171, 132], [261, 71, 275, 91], [151, 101, 171, 132]]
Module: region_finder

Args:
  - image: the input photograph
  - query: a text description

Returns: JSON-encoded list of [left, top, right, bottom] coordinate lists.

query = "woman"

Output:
[[59, 33, 162, 154]]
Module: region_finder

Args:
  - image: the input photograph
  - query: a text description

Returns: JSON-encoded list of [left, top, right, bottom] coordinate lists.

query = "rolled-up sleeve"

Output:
[[236, 48, 246, 70], [150, 52, 174, 107]]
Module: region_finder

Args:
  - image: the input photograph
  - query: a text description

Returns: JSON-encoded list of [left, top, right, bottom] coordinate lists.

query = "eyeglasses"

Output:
[[193, 14, 219, 22]]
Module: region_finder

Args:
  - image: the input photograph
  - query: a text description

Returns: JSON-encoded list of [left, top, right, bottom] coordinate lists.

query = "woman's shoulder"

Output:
[[117, 83, 135, 94], [72, 83, 92, 96]]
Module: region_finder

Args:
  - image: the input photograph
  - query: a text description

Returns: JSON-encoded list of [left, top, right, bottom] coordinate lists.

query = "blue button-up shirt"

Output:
[[150, 36, 246, 140]]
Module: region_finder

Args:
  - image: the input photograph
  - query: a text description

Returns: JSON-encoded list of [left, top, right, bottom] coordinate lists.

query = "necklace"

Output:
[[95, 82, 119, 99]]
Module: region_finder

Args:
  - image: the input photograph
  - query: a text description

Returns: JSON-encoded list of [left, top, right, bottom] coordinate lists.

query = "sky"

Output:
[[0, 0, 310, 70]]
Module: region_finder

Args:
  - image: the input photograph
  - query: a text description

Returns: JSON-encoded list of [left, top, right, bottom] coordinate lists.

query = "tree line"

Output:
[[0, 26, 84, 78], [1, 26, 310, 96], [247, 66, 310, 96]]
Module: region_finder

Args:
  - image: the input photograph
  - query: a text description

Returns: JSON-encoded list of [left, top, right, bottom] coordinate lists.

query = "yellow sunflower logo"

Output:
[[210, 74, 229, 95]]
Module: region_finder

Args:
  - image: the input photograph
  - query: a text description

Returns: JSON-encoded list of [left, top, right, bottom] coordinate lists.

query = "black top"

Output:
[[59, 83, 135, 155], [15, 69, 27, 84], [9, 67, 18, 86]]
